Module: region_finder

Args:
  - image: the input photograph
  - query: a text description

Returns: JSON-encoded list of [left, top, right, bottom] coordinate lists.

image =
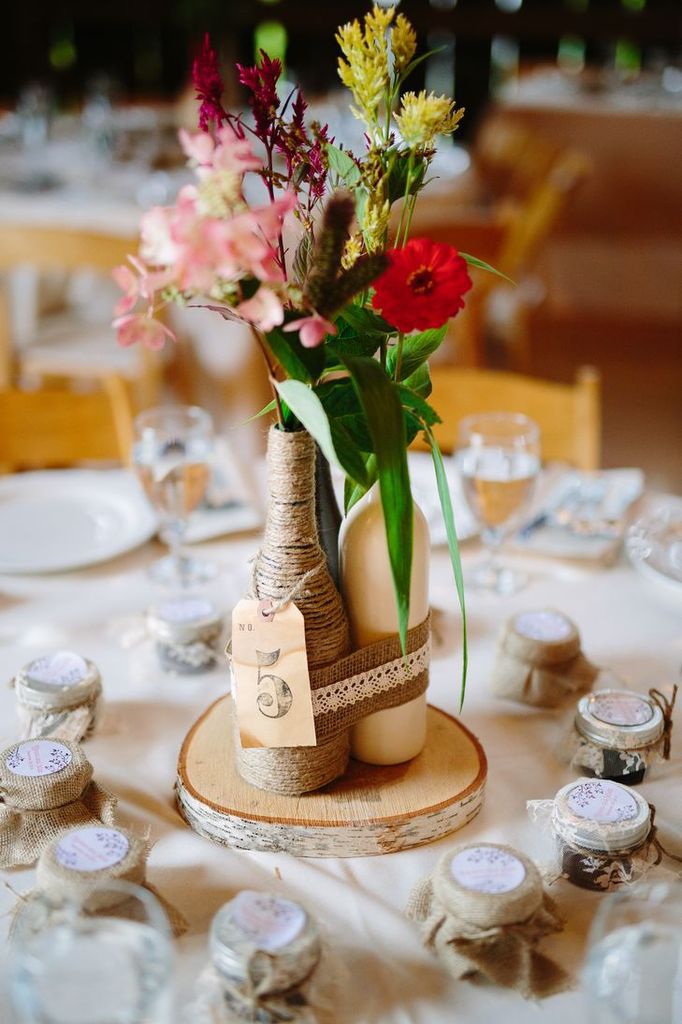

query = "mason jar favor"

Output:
[[551, 778, 655, 891], [147, 596, 223, 674], [13, 651, 103, 743], [567, 687, 672, 785]]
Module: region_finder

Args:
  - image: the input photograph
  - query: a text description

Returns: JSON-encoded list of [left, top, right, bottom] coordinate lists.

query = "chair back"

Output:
[[0, 376, 133, 472], [415, 365, 601, 470]]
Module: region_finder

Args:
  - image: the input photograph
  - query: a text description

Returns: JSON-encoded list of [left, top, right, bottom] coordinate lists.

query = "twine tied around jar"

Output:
[[0, 740, 117, 869], [490, 610, 599, 708], [405, 845, 572, 999], [649, 684, 678, 759]]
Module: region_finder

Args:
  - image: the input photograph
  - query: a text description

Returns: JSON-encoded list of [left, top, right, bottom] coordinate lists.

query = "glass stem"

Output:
[[164, 519, 188, 586], [482, 527, 503, 573]]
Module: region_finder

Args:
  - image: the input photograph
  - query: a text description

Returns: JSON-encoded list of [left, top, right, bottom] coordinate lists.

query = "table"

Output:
[[0, 496, 680, 1022]]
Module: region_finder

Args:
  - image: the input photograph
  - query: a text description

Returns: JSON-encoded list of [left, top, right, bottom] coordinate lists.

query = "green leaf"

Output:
[[385, 152, 427, 205], [292, 233, 312, 285], [266, 325, 324, 384], [234, 398, 276, 428], [396, 46, 448, 88], [425, 427, 468, 709], [274, 380, 367, 486], [344, 455, 376, 514], [398, 386, 441, 427], [317, 379, 374, 452], [461, 252, 515, 286], [339, 354, 412, 651], [403, 363, 432, 399], [386, 326, 446, 381], [339, 303, 394, 337], [325, 143, 361, 187]]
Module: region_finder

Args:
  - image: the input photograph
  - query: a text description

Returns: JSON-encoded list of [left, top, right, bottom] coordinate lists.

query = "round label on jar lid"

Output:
[[5, 740, 72, 777], [55, 827, 130, 872], [26, 651, 88, 687], [514, 610, 573, 643], [566, 779, 639, 823], [450, 846, 526, 894], [591, 692, 653, 727], [228, 891, 306, 951], [157, 597, 214, 624]]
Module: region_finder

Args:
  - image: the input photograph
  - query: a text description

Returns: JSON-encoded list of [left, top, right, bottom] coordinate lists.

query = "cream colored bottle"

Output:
[[339, 484, 430, 764]]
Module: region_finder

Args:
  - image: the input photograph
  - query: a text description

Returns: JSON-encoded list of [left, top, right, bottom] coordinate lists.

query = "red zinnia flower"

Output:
[[372, 238, 472, 334]]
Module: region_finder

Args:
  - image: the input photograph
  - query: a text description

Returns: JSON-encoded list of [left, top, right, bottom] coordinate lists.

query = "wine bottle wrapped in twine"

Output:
[[234, 427, 351, 795]]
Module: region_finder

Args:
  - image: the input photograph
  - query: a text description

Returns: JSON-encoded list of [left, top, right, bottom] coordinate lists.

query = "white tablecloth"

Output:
[[0, 499, 680, 1022]]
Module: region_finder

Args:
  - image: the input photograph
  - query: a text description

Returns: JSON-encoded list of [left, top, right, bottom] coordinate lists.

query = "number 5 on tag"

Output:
[[231, 599, 317, 748]]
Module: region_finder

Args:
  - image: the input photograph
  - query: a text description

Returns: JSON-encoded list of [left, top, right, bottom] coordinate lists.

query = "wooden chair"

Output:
[[414, 365, 601, 470], [0, 225, 161, 407], [0, 376, 134, 472]]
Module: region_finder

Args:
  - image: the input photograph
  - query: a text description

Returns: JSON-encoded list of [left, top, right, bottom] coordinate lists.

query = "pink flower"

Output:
[[114, 313, 176, 350], [236, 287, 284, 332], [213, 125, 261, 174], [112, 264, 139, 316], [284, 314, 336, 349], [192, 33, 227, 132], [178, 129, 215, 167], [140, 206, 183, 266], [250, 191, 297, 240]]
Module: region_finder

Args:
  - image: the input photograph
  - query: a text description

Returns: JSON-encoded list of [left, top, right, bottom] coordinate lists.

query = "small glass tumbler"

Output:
[[582, 879, 682, 1024], [8, 880, 174, 1024]]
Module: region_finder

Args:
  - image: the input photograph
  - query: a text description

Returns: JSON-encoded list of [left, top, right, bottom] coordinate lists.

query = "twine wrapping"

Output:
[[13, 657, 102, 743], [650, 684, 677, 759], [235, 428, 352, 795], [24, 825, 188, 936], [490, 611, 598, 708], [0, 740, 117, 868], [405, 844, 571, 999]]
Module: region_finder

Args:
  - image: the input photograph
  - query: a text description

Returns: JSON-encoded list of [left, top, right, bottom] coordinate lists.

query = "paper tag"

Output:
[[157, 597, 214, 624], [229, 891, 305, 951], [450, 846, 526, 894], [5, 740, 72, 777], [591, 693, 653, 727], [27, 651, 88, 687], [514, 610, 572, 643], [567, 779, 638, 823], [55, 827, 130, 872], [231, 599, 316, 748]]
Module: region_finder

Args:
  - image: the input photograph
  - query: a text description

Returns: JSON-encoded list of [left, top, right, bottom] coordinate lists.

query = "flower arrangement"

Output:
[[113, 5, 504, 696]]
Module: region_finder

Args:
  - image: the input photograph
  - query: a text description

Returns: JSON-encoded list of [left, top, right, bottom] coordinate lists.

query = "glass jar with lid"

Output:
[[567, 687, 670, 785], [551, 778, 656, 891], [147, 596, 223, 674]]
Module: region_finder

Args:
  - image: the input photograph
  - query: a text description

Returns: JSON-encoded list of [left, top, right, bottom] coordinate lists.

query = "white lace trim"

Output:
[[312, 639, 430, 717]]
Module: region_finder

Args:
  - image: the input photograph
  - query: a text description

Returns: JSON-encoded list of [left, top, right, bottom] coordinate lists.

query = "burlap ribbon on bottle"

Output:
[[490, 612, 598, 708], [405, 845, 572, 999], [21, 825, 188, 937], [0, 740, 117, 868]]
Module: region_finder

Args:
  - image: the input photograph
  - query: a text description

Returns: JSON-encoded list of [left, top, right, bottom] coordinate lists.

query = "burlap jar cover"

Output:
[[192, 890, 322, 1023], [233, 427, 430, 796], [560, 685, 677, 782], [0, 738, 116, 868], [491, 609, 598, 708], [405, 843, 571, 999], [12, 651, 103, 744], [17, 824, 188, 937]]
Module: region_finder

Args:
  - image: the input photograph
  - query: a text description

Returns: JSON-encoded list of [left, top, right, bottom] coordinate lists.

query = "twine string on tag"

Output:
[[649, 684, 678, 760]]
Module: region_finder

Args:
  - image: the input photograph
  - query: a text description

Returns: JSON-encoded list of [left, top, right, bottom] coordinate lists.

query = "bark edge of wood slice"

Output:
[[176, 695, 487, 857]]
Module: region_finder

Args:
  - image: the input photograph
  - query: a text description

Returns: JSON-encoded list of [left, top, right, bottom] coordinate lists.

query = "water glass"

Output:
[[457, 412, 540, 594], [8, 880, 174, 1024], [133, 404, 216, 587], [582, 879, 682, 1024]]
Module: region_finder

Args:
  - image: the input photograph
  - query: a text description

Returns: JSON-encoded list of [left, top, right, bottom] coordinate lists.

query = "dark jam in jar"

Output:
[[552, 778, 651, 891], [573, 689, 664, 786]]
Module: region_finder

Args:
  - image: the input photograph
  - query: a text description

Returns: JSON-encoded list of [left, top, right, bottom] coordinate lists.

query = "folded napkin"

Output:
[[511, 469, 644, 566]]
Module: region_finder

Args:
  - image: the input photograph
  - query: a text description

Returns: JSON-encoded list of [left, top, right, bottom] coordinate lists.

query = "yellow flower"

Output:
[[392, 14, 417, 74], [336, 5, 394, 128], [342, 234, 364, 270], [394, 90, 465, 149], [362, 192, 390, 254]]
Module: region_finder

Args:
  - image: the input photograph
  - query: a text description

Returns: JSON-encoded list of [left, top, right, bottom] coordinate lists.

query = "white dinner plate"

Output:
[[0, 470, 157, 574]]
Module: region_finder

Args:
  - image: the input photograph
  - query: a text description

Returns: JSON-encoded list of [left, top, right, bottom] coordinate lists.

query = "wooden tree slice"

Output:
[[176, 696, 487, 857]]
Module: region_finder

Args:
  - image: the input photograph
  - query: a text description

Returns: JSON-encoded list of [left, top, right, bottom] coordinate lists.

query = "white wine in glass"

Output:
[[133, 405, 215, 587], [457, 413, 540, 594]]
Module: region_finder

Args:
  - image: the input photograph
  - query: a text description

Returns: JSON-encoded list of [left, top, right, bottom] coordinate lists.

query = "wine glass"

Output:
[[8, 880, 173, 1024], [457, 412, 540, 594], [582, 879, 682, 1024], [133, 404, 216, 587]]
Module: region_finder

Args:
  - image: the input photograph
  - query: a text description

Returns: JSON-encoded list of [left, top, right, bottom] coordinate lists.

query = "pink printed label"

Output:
[[5, 740, 72, 777], [566, 779, 638, 823], [591, 693, 653, 727], [56, 828, 130, 872], [229, 891, 305, 951], [450, 847, 526, 894], [27, 651, 88, 687]]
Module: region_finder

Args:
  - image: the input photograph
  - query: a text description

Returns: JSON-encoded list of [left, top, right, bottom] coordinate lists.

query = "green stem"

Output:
[[394, 151, 415, 249], [251, 328, 284, 429], [380, 337, 387, 372]]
